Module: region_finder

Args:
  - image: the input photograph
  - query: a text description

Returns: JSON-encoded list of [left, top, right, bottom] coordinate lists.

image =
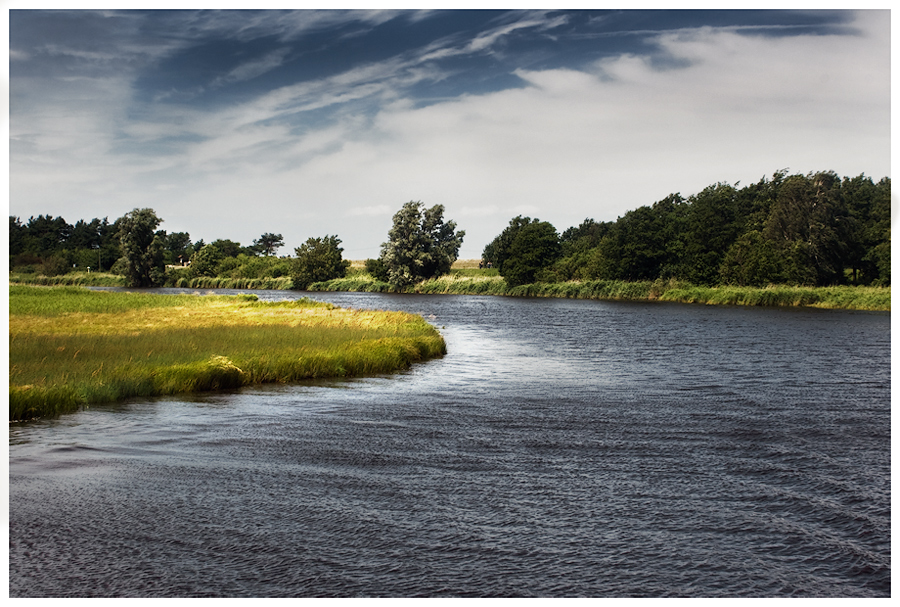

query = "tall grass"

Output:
[[9, 272, 126, 287], [304, 273, 889, 310], [9, 286, 445, 421], [170, 275, 294, 290], [659, 284, 891, 310]]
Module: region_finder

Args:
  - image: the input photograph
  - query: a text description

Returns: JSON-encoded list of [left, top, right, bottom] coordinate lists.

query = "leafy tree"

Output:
[[482, 215, 536, 272], [9, 216, 26, 255], [501, 220, 561, 287], [24, 214, 72, 254], [254, 233, 285, 257], [209, 239, 243, 258], [719, 231, 784, 286], [292, 235, 350, 289], [117, 208, 166, 287], [763, 172, 849, 285], [365, 257, 389, 282], [379, 201, 465, 288], [680, 184, 740, 284], [191, 243, 225, 277], [165, 232, 193, 265]]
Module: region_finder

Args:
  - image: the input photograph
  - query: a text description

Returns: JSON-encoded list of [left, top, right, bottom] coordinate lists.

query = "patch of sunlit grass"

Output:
[[9, 286, 445, 420]]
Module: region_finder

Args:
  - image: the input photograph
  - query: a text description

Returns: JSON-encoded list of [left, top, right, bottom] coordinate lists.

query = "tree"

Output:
[[763, 172, 849, 285], [292, 235, 350, 289], [500, 220, 561, 287], [165, 232, 193, 265], [379, 201, 465, 288], [191, 243, 224, 277], [9, 216, 26, 255], [117, 208, 166, 287], [482, 215, 536, 272], [254, 233, 284, 257], [719, 230, 784, 286]]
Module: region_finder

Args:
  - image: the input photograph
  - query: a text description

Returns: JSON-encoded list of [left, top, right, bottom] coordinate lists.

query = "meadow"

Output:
[[9, 285, 446, 421]]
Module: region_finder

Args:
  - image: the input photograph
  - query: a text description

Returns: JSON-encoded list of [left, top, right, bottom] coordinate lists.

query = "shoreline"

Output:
[[9, 273, 891, 312]]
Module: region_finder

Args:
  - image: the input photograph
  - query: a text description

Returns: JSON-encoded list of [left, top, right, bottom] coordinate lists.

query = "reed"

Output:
[[9, 272, 126, 287], [304, 274, 889, 310], [9, 286, 445, 420], [171, 276, 294, 290], [659, 284, 891, 310], [307, 275, 394, 292]]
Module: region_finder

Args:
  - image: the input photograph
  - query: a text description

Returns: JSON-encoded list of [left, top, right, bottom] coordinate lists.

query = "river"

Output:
[[8, 290, 891, 597]]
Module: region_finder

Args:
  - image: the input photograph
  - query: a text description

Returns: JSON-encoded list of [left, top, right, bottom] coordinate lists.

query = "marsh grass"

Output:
[[171, 276, 294, 290], [659, 284, 891, 310], [9, 272, 126, 287], [9, 286, 445, 420], [305, 274, 889, 310]]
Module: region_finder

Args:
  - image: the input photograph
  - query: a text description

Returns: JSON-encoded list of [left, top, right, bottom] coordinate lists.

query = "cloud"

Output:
[[211, 47, 292, 87], [7, 10, 890, 261]]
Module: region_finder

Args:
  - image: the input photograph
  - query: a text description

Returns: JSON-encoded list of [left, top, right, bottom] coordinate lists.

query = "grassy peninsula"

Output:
[[9, 285, 445, 421]]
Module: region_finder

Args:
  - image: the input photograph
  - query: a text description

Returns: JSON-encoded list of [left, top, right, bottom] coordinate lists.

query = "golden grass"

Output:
[[9, 286, 445, 420]]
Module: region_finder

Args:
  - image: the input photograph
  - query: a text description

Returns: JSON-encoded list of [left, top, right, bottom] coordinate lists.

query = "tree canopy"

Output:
[[379, 201, 465, 288], [483, 170, 890, 288], [292, 235, 350, 289], [118, 208, 166, 287]]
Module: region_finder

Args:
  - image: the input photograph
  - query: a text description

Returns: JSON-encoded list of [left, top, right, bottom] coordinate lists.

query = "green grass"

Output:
[[659, 284, 891, 310], [169, 275, 294, 290], [305, 274, 890, 310], [9, 272, 126, 287], [9, 285, 446, 421]]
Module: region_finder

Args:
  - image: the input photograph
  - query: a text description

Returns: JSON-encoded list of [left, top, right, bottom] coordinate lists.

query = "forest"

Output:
[[483, 170, 891, 288], [8, 170, 891, 290]]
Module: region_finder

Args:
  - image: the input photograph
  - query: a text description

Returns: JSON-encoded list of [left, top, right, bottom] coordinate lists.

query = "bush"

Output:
[[292, 235, 350, 290]]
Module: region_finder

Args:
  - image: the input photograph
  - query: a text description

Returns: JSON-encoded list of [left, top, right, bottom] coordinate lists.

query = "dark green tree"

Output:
[[482, 215, 536, 272], [117, 208, 166, 287], [207, 239, 243, 258], [763, 172, 849, 285], [379, 201, 465, 288], [165, 232, 193, 265], [501, 220, 561, 287], [24, 214, 72, 254], [253, 233, 285, 257], [191, 243, 225, 277], [364, 257, 390, 282], [292, 235, 350, 289], [9, 216, 26, 256], [719, 230, 784, 286]]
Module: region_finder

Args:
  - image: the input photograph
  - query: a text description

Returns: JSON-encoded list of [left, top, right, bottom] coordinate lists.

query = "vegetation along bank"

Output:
[[9, 169, 891, 311], [9, 285, 446, 421]]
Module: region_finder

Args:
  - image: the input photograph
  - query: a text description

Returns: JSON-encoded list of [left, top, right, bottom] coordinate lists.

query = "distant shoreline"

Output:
[[9, 272, 890, 312]]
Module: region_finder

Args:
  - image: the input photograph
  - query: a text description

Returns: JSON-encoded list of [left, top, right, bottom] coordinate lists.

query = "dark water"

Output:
[[8, 291, 891, 597]]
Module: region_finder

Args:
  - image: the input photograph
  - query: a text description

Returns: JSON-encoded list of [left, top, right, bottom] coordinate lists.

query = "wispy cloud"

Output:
[[8, 10, 889, 259]]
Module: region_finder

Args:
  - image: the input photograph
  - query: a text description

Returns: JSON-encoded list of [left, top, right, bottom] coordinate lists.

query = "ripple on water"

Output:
[[8, 293, 891, 597]]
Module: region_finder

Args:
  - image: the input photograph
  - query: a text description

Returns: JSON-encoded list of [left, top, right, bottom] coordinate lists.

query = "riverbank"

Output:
[[307, 275, 891, 312], [9, 285, 446, 421], [9, 271, 890, 311]]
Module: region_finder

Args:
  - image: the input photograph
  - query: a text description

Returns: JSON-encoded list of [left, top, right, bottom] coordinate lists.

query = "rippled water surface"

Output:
[[8, 291, 891, 597]]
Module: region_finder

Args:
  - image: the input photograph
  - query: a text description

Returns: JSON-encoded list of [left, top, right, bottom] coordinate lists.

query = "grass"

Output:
[[658, 284, 891, 310], [305, 273, 890, 311], [9, 285, 446, 421], [9, 272, 126, 287]]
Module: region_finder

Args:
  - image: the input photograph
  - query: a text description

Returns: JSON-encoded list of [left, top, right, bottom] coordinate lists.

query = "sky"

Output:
[[5, 6, 893, 260]]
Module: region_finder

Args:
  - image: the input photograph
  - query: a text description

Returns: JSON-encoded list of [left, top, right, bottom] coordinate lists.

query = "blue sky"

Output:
[[5, 6, 892, 259]]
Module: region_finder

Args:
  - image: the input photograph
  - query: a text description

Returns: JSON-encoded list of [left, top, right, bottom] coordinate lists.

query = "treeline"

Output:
[[9, 170, 891, 291], [484, 170, 891, 287], [9, 211, 291, 283]]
